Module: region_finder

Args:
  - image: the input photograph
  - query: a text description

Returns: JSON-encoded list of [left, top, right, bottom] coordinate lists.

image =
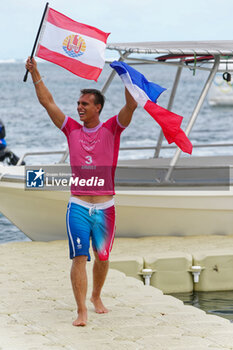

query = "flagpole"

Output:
[[23, 2, 49, 82]]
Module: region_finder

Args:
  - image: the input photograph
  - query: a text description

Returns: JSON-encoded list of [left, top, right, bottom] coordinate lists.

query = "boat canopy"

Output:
[[103, 40, 233, 181], [107, 40, 233, 56]]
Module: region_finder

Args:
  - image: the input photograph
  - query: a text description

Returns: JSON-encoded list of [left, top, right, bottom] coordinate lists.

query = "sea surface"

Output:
[[1, 60, 233, 320], [171, 291, 233, 323]]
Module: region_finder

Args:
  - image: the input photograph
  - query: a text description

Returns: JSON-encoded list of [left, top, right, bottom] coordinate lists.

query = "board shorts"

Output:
[[66, 197, 116, 261]]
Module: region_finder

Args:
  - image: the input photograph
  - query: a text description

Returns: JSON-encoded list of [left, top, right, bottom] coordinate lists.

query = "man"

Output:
[[25, 58, 137, 326]]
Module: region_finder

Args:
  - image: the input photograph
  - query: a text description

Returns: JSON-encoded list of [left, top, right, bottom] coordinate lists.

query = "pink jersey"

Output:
[[61, 115, 125, 195]]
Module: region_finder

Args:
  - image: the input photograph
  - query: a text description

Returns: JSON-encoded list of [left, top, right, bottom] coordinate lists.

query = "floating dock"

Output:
[[1, 239, 233, 349], [110, 235, 233, 293]]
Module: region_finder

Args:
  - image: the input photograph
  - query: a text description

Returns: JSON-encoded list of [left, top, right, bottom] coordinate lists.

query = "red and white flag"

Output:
[[36, 7, 110, 81]]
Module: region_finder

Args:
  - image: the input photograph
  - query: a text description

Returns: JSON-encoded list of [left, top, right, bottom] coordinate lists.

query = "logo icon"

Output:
[[77, 237, 82, 249], [26, 168, 45, 188], [63, 34, 86, 58]]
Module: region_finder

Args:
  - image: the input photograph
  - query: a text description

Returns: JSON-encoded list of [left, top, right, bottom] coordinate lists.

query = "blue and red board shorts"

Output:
[[66, 197, 116, 261]]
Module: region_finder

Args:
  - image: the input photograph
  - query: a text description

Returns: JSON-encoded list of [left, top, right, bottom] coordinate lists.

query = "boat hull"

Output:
[[1, 179, 233, 241], [115, 190, 233, 237]]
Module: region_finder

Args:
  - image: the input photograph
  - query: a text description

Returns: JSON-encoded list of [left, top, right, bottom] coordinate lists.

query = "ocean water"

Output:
[[171, 291, 233, 323], [1, 60, 233, 321]]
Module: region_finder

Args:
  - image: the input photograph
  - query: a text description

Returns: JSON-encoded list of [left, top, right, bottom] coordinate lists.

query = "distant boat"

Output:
[[208, 66, 233, 106]]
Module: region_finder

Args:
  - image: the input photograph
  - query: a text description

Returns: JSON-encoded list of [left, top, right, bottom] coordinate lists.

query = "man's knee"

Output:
[[93, 251, 109, 264], [72, 255, 88, 265]]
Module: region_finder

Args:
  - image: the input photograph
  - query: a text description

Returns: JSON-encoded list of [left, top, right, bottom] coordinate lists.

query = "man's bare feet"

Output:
[[72, 309, 87, 326], [90, 296, 109, 314]]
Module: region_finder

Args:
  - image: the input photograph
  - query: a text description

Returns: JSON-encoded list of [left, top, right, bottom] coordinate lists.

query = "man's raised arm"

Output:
[[25, 58, 65, 129], [118, 88, 137, 127]]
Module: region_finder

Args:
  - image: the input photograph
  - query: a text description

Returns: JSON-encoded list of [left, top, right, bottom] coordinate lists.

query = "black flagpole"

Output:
[[23, 2, 49, 82]]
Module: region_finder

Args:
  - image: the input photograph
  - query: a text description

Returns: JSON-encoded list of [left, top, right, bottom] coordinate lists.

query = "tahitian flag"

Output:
[[110, 61, 193, 154], [36, 7, 110, 81]]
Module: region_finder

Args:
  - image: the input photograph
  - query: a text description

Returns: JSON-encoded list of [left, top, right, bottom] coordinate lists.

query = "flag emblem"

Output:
[[63, 34, 86, 58]]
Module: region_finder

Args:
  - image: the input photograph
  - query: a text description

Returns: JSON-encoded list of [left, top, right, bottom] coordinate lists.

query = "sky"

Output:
[[0, 0, 233, 60]]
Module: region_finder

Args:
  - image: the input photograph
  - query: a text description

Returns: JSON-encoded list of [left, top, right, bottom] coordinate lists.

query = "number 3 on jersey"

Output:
[[85, 156, 93, 164]]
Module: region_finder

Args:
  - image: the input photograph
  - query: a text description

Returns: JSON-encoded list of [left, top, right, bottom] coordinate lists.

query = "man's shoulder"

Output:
[[61, 116, 82, 135], [102, 115, 117, 127], [66, 116, 82, 128], [103, 115, 126, 132]]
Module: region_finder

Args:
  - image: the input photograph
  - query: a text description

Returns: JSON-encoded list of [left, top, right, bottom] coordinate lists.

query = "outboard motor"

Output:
[[0, 119, 25, 166]]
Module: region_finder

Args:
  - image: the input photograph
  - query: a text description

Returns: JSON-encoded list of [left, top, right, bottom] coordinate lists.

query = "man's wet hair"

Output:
[[80, 89, 105, 114]]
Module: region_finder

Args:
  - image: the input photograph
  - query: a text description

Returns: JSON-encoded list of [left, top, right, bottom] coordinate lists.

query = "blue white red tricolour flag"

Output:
[[36, 7, 110, 81], [110, 61, 193, 154]]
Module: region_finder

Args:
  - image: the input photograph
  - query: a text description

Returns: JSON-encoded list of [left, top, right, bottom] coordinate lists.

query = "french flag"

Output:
[[110, 61, 193, 154], [36, 7, 110, 81]]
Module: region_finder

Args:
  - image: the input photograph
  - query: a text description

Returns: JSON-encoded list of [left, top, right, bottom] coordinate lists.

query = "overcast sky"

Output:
[[0, 0, 233, 60]]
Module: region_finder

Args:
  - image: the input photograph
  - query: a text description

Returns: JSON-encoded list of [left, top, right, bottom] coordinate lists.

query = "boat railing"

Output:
[[120, 142, 233, 151], [16, 150, 68, 166], [16, 142, 233, 166]]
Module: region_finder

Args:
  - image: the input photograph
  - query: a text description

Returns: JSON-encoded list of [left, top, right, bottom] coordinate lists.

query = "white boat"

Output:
[[208, 64, 233, 106], [1, 40, 233, 241]]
